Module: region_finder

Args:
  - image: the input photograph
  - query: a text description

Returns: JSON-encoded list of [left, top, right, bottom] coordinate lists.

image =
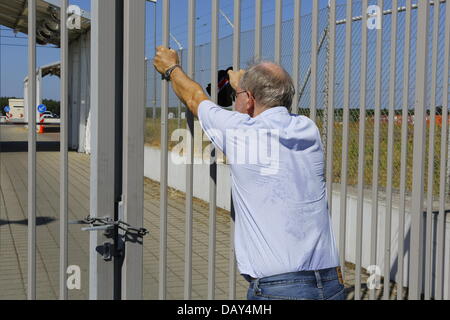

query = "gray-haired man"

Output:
[[153, 46, 344, 300]]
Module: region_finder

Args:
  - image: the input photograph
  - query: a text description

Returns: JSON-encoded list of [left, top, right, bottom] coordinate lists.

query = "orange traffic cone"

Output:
[[38, 124, 44, 134]]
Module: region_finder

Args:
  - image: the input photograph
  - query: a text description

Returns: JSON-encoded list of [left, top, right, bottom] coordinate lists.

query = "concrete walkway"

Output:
[[0, 150, 250, 299], [0, 127, 401, 300]]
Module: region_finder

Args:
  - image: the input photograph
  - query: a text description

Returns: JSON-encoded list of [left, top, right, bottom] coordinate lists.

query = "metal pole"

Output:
[[309, 0, 319, 122], [122, 0, 145, 300], [409, 0, 430, 300], [326, 0, 336, 221], [397, 0, 412, 301], [27, 0, 37, 300], [229, 0, 240, 300], [355, 0, 368, 301], [274, 0, 282, 64], [90, 0, 117, 300], [184, 0, 196, 300], [424, 0, 440, 300], [369, 0, 384, 301], [291, 0, 301, 115], [178, 49, 183, 128], [60, 0, 69, 301], [383, 0, 398, 300], [436, 0, 450, 300], [159, 0, 170, 300], [255, 0, 262, 61], [153, 2, 157, 119], [208, 0, 218, 300], [339, 0, 352, 289]]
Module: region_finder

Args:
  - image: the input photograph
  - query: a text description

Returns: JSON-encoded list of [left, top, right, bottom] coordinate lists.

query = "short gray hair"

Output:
[[239, 61, 295, 112]]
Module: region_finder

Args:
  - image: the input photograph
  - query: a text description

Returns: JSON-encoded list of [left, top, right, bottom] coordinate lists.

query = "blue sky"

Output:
[[0, 0, 329, 101]]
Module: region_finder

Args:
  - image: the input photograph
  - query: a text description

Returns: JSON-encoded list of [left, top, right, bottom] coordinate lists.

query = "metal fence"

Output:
[[19, 0, 450, 301], [146, 1, 448, 298]]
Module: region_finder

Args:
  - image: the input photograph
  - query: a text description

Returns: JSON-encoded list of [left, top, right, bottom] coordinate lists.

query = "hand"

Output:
[[228, 69, 246, 90], [153, 46, 180, 75]]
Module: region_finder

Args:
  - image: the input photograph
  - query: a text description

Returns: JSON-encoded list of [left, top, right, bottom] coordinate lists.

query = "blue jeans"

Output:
[[243, 267, 346, 300]]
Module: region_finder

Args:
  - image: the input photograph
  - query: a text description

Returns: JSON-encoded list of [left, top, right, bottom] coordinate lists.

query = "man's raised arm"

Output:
[[153, 46, 209, 117]]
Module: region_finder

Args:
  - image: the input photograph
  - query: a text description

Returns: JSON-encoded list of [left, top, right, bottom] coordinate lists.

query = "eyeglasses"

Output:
[[232, 90, 249, 102], [235, 90, 248, 97]]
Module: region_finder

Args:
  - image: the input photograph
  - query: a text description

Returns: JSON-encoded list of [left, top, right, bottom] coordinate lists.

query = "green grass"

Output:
[[145, 116, 446, 197]]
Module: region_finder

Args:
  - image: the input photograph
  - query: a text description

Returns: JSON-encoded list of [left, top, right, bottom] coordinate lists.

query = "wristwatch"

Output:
[[162, 64, 181, 81]]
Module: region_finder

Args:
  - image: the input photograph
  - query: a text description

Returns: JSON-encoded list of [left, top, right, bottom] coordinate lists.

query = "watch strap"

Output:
[[162, 64, 181, 81]]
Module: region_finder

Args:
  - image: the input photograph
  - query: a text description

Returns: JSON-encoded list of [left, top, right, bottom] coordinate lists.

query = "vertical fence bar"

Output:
[[208, 0, 219, 301], [274, 0, 282, 64], [153, 4, 157, 119], [59, 0, 69, 301], [122, 0, 145, 300], [229, 0, 241, 300], [326, 0, 336, 221], [291, 0, 301, 115], [425, 0, 440, 300], [384, 0, 398, 301], [255, 0, 262, 61], [90, 0, 116, 300], [436, 0, 450, 301], [309, 0, 319, 122], [397, 0, 412, 301], [355, 0, 368, 301], [369, 0, 384, 301], [409, 0, 430, 300], [339, 0, 352, 288], [185, 0, 196, 301], [27, 0, 37, 301], [160, 0, 170, 301]]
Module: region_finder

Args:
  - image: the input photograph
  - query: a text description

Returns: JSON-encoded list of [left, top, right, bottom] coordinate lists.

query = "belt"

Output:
[[246, 267, 344, 285]]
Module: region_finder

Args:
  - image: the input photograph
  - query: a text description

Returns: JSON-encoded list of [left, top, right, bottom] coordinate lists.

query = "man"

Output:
[[153, 46, 344, 300]]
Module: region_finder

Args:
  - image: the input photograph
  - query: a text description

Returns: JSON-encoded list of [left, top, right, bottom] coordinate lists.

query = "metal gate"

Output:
[[15, 0, 450, 300]]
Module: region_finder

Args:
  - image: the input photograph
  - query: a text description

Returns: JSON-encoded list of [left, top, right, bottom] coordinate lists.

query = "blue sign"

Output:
[[38, 104, 47, 113], [4, 106, 10, 113]]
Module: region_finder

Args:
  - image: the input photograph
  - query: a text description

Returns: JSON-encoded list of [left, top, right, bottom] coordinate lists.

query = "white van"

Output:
[[7, 99, 25, 121]]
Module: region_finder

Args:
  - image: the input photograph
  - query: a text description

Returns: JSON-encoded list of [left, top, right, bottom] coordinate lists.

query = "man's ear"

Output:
[[246, 97, 255, 117]]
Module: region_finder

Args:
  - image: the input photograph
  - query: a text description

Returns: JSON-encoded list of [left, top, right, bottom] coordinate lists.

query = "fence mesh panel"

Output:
[[146, 0, 450, 200]]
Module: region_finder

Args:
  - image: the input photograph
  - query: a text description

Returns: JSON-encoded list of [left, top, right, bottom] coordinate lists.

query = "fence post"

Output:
[[185, 0, 196, 300], [355, 0, 369, 301], [255, 0, 262, 61], [309, 0, 319, 123], [208, 0, 219, 301], [159, 0, 170, 300], [229, 0, 241, 300], [122, 0, 145, 300], [409, 0, 430, 300], [27, 0, 37, 301], [291, 0, 301, 115], [274, 0, 282, 64], [370, 0, 384, 301], [60, 0, 69, 301], [397, 0, 412, 301], [326, 1, 336, 222], [90, 0, 117, 300]]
